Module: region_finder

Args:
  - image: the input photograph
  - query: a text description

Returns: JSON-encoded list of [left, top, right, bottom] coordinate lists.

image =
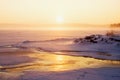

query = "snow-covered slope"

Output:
[[72, 34, 120, 53]]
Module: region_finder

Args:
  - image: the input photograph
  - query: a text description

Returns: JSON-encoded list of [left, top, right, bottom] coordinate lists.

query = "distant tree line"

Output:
[[110, 23, 120, 27], [106, 23, 120, 36]]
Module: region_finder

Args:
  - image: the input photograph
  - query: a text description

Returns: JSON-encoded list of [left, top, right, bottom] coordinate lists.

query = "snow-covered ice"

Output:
[[0, 34, 119, 60], [0, 34, 120, 80], [0, 51, 120, 80]]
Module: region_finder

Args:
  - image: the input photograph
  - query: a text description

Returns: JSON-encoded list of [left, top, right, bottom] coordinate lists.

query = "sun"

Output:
[[51, 16, 65, 31], [56, 16, 64, 23]]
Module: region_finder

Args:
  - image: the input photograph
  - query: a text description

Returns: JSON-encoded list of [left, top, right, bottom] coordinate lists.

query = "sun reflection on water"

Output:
[[5, 52, 120, 72], [55, 55, 65, 62]]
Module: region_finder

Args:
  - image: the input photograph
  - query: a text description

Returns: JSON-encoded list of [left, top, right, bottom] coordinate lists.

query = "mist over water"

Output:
[[0, 29, 108, 46]]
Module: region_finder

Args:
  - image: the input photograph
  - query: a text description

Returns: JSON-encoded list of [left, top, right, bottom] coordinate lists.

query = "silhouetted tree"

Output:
[[106, 23, 120, 36]]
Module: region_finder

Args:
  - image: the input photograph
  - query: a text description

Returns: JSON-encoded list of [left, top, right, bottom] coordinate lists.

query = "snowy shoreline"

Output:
[[0, 34, 120, 61]]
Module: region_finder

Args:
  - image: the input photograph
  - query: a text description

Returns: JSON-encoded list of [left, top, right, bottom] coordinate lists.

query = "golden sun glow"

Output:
[[51, 27, 67, 31], [0, 0, 120, 30], [56, 16, 64, 23], [49, 16, 66, 31]]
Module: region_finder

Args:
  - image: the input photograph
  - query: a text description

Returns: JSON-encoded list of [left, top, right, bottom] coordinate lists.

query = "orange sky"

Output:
[[0, 0, 120, 30]]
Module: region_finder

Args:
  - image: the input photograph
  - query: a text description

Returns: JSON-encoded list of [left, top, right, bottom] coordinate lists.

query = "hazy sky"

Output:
[[0, 0, 120, 30]]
